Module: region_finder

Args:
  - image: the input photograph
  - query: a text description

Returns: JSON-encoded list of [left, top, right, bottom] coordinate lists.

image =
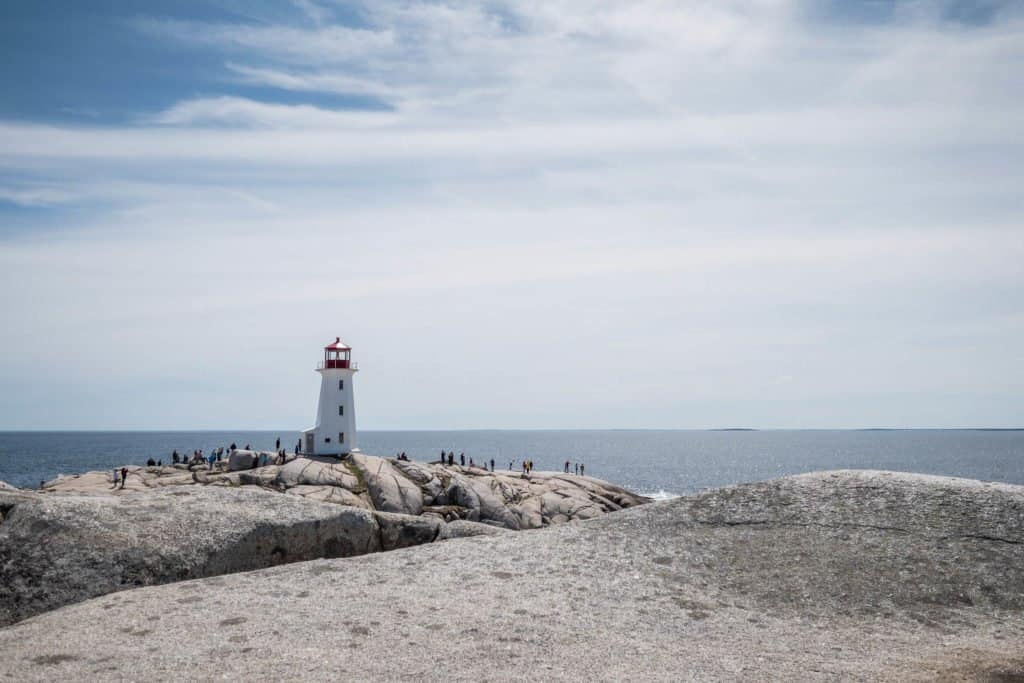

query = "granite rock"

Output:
[[0, 485, 496, 627], [1, 470, 1021, 681]]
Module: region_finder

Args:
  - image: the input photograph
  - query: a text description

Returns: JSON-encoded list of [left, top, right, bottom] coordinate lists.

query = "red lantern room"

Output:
[[322, 337, 352, 369]]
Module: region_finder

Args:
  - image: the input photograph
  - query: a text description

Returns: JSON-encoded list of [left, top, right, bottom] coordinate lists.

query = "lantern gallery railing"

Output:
[[317, 360, 358, 370]]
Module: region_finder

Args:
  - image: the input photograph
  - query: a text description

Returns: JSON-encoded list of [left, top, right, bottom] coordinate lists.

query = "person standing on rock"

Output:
[[580, 463, 585, 477], [119, 467, 128, 489], [490, 458, 495, 472], [460, 452, 465, 466], [276, 437, 280, 451], [111, 468, 119, 488], [564, 460, 570, 473], [448, 453, 453, 466]]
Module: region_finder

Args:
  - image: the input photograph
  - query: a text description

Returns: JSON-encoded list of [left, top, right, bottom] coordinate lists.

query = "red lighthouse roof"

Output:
[[324, 337, 351, 351]]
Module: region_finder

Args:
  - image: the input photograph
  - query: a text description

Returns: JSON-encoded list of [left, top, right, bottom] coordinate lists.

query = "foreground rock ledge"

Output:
[[0, 455, 647, 626], [1, 470, 1021, 682]]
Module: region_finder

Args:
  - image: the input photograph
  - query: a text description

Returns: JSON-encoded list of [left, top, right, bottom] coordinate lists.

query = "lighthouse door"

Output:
[[304, 432, 315, 455]]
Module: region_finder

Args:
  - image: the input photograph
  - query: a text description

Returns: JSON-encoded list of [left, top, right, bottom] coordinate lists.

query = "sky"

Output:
[[0, 0, 1022, 430]]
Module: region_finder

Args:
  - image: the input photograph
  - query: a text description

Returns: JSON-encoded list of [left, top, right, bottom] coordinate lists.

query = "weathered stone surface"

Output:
[[286, 485, 370, 509], [2, 453, 649, 628], [437, 519, 508, 540], [275, 458, 360, 490], [373, 511, 442, 550], [0, 470, 1021, 681], [227, 450, 258, 471], [0, 486, 389, 626], [37, 456, 648, 531], [350, 453, 424, 515]]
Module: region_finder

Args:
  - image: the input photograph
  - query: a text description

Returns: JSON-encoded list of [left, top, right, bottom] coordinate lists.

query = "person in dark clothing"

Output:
[[490, 458, 495, 472], [230, 442, 237, 451], [448, 453, 453, 466], [275, 437, 280, 450], [296, 439, 301, 455], [460, 452, 465, 466], [580, 464, 585, 476], [147, 457, 156, 467], [120, 467, 128, 489], [564, 460, 570, 473]]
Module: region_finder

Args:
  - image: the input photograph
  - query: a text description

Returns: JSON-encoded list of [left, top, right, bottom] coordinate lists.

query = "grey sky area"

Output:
[[0, 1, 1021, 429]]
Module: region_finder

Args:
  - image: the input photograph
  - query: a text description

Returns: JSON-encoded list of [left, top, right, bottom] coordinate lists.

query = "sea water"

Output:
[[1, 429, 1021, 496]]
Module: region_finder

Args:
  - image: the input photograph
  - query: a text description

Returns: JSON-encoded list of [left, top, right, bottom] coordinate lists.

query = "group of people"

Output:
[[434, 450, 498, 472], [563, 460, 586, 476]]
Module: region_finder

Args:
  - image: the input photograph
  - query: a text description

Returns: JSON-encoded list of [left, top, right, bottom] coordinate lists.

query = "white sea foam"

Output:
[[639, 489, 680, 501]]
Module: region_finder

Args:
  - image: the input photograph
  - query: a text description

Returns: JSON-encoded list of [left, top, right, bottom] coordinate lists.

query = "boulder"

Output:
[[275, 458, 361, 490], [227, 450, 254, 471], [0, 486, 384, 627], [350, 453, 424, 515]]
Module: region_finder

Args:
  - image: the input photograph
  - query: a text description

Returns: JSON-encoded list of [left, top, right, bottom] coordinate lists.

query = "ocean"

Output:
[[1, 429, 1022, 496]]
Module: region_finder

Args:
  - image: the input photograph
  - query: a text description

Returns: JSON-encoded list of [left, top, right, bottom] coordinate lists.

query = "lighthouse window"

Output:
[[338, 379, 344, 391], [338, 405, 344, 416], [339, 432, 345, 443]]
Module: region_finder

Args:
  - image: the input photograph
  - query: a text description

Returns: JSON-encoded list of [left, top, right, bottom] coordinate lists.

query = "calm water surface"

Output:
[[0, 429, 1021, 495]]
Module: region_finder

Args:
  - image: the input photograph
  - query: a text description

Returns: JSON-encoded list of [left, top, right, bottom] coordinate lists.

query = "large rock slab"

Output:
[[0, 484, 499, 627], [350, 453, 424, 515], [1, 470, 1021, 681]]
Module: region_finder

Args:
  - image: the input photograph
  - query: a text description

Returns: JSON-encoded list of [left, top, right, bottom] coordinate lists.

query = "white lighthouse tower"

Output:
[[301, 337, 358, 456]]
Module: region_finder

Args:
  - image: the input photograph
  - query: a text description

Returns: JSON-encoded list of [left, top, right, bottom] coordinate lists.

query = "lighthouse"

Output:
[[301, 337, 358, 456]]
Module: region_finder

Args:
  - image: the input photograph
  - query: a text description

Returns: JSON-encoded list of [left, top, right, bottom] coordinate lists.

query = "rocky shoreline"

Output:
[[2, 468, 1022, 680], [0, 451, 648, 626]]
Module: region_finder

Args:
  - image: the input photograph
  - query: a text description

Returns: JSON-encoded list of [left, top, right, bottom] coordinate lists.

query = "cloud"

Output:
[[136, 17, 394, 64], [151, 95, 398, 127], [1, 0, 1023, 428]]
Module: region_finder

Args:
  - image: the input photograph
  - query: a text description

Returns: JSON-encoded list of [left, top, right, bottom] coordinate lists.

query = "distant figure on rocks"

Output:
[[564, 460, 570, 473], [580, 464, 585, 476], [296, 440, 301, 455], [490, 458, 495, 472], [460, 452, 465, 466], [244, 444, 251, 451], [146, 457, 156, 467], [111, 468, 119, 488], [172, 450, 180, 463], [440, 450, 445, 462], [230, 442, 237, 451], [207, 452, 216, 470], [119, 467, 128, 489], [448, 453, 453, 466], [574, 463, 578, 475], [509, 461, 514, 470], [157, 460, 162, 467], [275, 437, 280, 450], [469, 458, 475, 468]]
